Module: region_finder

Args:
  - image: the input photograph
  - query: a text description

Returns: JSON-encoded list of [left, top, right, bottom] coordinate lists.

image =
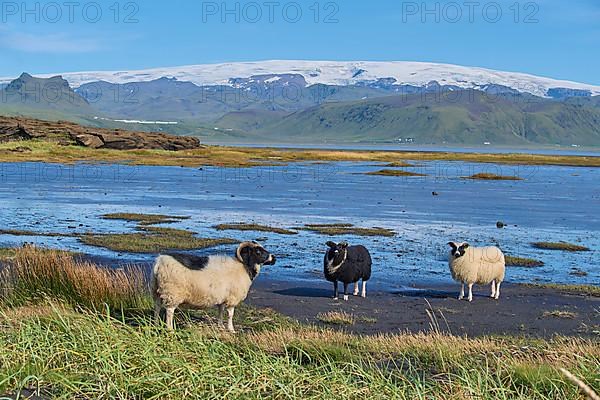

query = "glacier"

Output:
[[1, 60, 599, 98]]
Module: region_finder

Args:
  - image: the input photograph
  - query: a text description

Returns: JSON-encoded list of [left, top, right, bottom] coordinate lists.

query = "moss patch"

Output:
[[365, 169, 427, 177], [214, 223, 298, 235], [532, 242, 590, 252], [303, 223, 395, 237], [101, 213, 190, 226], [505, 256, 545, 268], [463, 173, 523, 181]]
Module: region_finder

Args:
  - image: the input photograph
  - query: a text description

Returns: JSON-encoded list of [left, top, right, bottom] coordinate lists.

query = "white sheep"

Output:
[[447, 242, 505, 302], [152, 241, 276, 332]]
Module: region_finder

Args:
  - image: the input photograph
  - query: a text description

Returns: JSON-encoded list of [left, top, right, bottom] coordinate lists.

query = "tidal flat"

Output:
[[0, 159, 597, 287]]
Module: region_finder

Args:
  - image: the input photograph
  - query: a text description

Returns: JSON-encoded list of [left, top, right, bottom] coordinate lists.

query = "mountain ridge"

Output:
[[1, 60, 599, 98]]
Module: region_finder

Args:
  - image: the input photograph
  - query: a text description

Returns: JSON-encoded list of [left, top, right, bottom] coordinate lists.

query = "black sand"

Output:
[[248, 279, 600, 338]]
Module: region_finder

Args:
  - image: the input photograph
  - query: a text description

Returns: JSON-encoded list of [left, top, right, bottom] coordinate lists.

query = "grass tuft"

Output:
[[101, 213, 190, 225], [541, 310, 578, 319], [532, 242, 590, 252], [317, 311, 355, 325], [0, 246, 149, 310]]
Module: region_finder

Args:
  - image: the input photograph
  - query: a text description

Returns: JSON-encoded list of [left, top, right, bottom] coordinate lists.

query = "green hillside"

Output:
[[236, 92, 600, 145]]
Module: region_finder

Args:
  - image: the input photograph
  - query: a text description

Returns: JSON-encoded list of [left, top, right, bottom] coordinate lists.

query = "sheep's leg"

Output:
[[353, 282, 359, 296], [333, 281, 339, 300], [217, 304, 225, 327], [361, 281, 367, 298], [490, 280, 496, 298], [458, 283, 465, 300], [467, 283, 474, 302], [226, 307, 236, 333], [494, 282, 501, 300], [165, 307, 176, 330], [343, 283, 349, 301], [153, 298, 162, 323]]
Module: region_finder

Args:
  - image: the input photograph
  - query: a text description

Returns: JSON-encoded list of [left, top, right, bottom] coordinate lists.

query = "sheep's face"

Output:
[[239, 243, 277, 267], [326, 241, 348, 266], [448, 242, 469, 259]]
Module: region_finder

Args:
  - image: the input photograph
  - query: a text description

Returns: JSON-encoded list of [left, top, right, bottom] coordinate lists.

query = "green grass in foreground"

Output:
[[214, 223, 298, 235], [303, 224, 395, 237], [532, 242, 590, 252], [505, 255, 545, 268], [0, 305, 599, 399], [464, 173, 524, 181], [365, 169, 427, 177], [102, 213, 191, 225], [1, 247, 599, 399]]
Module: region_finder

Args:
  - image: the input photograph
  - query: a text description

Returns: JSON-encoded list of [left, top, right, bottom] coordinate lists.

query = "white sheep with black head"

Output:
[[152, 241, 276, 332], [447, 241, 506, 302], [324, 241, 372, 301]]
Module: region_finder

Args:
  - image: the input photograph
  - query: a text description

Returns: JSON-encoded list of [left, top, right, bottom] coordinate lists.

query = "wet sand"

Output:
[[248, 279, 600, 338]]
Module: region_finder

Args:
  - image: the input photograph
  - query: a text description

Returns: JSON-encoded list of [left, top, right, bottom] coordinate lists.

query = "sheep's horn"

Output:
[[236, 241, 255, 263]]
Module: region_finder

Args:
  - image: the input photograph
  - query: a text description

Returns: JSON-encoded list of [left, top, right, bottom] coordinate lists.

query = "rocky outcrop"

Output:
[[0, 116, 203, 151], [0, 125, 34, 142], [69, 130, 201, 150]]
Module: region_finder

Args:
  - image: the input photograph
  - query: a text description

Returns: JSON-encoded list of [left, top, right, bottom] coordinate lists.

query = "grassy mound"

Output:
[[532, 242, 590, 252], [80, 229, 236, 253], [214, 223, 298, 235], [505, 256, 545, 268], [365, 169, 427, 177], [464, 173, 523, 181], [523, 283, 600, 297], [303, 224, 395, 237]]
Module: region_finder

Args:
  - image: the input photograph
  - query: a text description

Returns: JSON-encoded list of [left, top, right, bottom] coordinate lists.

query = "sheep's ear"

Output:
[[239, 246, 252, 265], [326, 241, 336, 248], [340, 242, 349, 249], [447, 242, 456, 248], [462, 243, 470, 249]]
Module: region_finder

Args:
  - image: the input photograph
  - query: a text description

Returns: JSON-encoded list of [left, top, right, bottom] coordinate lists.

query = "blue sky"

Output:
[[1, 0, 598, 84]]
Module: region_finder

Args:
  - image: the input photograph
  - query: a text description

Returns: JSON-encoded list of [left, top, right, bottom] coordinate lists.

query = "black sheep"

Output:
[[324, 241, 372, 301]]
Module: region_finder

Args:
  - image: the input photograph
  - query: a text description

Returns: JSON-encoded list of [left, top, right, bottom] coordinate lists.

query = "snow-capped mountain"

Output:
[[1, 60, 599, 98]]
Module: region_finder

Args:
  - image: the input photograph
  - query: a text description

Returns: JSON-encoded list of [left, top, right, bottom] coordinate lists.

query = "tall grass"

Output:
[[0, 246, 150, 310]]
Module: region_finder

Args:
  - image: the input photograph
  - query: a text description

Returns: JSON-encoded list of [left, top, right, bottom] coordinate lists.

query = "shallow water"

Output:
[[0, 160, 598, 289]]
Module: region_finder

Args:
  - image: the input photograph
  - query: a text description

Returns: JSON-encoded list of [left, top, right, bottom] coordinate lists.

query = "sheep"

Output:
[[447, 242, 505, 302], [152, 241, 276, 332], [324, 241, 372, 301]]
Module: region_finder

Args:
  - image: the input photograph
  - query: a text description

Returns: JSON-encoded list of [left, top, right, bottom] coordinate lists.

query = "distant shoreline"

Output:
[[205, 142, 600, 156]]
